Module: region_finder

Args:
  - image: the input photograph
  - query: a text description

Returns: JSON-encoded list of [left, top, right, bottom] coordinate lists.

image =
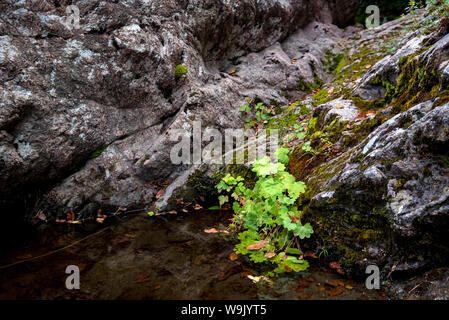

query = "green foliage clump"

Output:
[[175, 64, 188, 79], [240, 100, 275, 129], [217, 149, 313, 274], [406, 0, 449, 34]]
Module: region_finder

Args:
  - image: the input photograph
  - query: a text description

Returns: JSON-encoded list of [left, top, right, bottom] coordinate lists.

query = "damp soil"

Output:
[[0, 210, 385, 300]]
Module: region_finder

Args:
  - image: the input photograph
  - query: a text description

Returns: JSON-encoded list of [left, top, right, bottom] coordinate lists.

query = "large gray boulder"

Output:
[[0, 0, 361, 218]]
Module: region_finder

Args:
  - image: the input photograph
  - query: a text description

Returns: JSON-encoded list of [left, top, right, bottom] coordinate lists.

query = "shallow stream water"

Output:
[[0, 210, 384, 300]]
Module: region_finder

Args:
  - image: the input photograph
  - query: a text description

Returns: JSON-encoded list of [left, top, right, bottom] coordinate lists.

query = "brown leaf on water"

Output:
[[156, 189, 165, 199], [168, 210, 177, 215], [204, 228, 218, 234], [325, 280, 339, 287], [229, 252, 239, 261], [16, 253, 32, 260], [336, 268, 345, 275], [246, 240, 267, 250], [194, 203, 203, 211], [135, 274, 151, 283], [264, 252, 276, 258], [55, 219, 66, 223], [329, 261, 341, 269], [182, 209, 189, 213], [327, 287, 345, 296], [296, 287, 304, 293]]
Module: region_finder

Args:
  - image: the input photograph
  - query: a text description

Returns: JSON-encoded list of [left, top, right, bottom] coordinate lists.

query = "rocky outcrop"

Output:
[[288, 18, 449, 294], [0, 0, 361, 218]]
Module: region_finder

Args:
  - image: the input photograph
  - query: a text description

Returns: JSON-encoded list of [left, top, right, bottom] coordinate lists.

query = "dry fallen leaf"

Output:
[[182, 209, 189, 213], [240, 271, 252, 278], [194, 204, 203, 211], [304, 250, 318, 258], [264, 252, 276, 258], [327, 287, 345, 296], [176, 199, 184, 205], [246, 240, 267, 250], [329, 261, 341, 269], [345, 284, 354, 290], [155, 189, 165, 199], [135, 274, 151, 283], [336, 268, 345, 275], [168, 210, 177, 215], [325, 280, 340, 287], [16, 253, 32, 259], [229, 68, 237, 75], [229, 252, 239, 261], [219, 229, 229, 234], [304, 277, 316, 283], [204, 228, 218, 234]]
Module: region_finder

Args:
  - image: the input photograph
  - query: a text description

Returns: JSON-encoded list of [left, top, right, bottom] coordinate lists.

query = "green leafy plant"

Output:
[[175, 64, 188, 79], [285, 124, 307, 143], [406, 0, 449, 34], [240, 100, 275, 129], [217, 148, 313, 274]]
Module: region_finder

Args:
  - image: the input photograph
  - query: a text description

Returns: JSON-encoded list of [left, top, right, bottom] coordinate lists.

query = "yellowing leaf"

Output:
[[246, 240, 267, 250]]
